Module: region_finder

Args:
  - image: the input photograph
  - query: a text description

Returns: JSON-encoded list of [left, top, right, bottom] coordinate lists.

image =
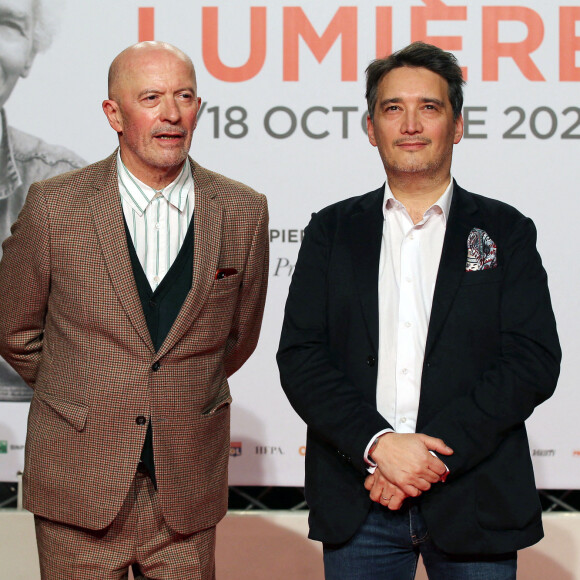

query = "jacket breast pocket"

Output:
[[461, 266, 503, 286], [210, 272, 243, 295], [193, 273, 243, 346]]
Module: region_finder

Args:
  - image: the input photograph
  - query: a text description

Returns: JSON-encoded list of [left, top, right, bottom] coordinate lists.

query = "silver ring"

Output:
[[381, 495, 392, 502]]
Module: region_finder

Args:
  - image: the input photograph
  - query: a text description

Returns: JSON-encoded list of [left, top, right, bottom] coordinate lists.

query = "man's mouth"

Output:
[[394, 138, 431, 148], [152, 127, 187, 141]]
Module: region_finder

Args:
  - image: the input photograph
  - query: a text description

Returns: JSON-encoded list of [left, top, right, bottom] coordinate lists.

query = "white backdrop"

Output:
[[0, 0, 578, 488]]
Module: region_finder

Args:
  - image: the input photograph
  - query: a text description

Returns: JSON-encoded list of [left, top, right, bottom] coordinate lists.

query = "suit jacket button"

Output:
[[152, 361, 160, 371], [135, 416, 147, 426], [367, 355, 376, 367]]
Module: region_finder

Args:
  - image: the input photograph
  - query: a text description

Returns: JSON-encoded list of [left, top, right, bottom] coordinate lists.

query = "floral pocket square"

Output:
[[466, 228, 497, 271]]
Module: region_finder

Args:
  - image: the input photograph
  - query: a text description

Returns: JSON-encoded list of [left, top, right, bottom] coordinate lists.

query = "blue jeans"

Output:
[[323, 503, 516, 580]]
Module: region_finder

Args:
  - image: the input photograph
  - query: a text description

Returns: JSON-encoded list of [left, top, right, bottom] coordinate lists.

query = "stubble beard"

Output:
[[142, 135, 192, 172], [384, 141, 453, 180]]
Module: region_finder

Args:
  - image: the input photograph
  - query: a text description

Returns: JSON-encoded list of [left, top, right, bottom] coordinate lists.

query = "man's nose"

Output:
[[401, 110, 422, 134], [160, 97, 181, 123]]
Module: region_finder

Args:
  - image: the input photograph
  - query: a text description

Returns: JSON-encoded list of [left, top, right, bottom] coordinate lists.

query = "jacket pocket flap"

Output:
[[35, 391, 89, 432], [202, 395, 233, 416]]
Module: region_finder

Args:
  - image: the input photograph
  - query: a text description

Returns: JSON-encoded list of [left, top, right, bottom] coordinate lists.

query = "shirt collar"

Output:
[[116, 150, 194, 216], [382, 177, 454, 223]]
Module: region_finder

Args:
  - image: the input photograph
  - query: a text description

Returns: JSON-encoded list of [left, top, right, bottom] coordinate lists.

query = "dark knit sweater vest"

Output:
[[124, 216, 194, 486]]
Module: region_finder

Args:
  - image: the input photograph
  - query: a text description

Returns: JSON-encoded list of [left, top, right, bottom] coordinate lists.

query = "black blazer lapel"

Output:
[[348, 185, 384, 352], [424, 182, 478, 359]]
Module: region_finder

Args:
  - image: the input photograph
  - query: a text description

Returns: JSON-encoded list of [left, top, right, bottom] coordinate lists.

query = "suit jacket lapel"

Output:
[[87, 152, 155, 353], [348, 186, 384, 352], [156, 160, 223, 359], [424, 182, 478, 359]]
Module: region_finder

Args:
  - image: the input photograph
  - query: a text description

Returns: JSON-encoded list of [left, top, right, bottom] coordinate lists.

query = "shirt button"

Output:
[[406, 277, 412, 283], [401, 368, 409, 375], [154, 223, 160, 230], [404, 322, 411, 328], [400, 417, 407, 423], [409, 233, 414, 240], [152, 362, 161, 371], [153, 276, 160, 283], [136, 416, 147, 426]]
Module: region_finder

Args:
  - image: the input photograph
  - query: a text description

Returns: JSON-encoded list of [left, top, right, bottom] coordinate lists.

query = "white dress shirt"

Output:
[[117, 152, 195, 290], [365, 179, 453, 466]]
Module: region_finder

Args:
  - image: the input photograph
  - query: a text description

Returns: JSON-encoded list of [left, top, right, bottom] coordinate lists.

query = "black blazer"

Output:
[[277, 182, 560, 554]]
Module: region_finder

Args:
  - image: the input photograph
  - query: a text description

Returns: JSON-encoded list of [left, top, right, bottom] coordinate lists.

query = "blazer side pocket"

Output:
[[202, 395, 233, 416], [34, 390, 89, 432], [475, 430, 540, 531]]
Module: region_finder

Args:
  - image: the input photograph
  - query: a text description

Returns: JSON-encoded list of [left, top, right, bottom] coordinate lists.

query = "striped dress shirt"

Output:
[[117, 152, 195, 290]]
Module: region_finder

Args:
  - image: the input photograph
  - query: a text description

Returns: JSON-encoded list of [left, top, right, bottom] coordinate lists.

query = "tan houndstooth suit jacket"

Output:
[[0, 152, 269, 534]]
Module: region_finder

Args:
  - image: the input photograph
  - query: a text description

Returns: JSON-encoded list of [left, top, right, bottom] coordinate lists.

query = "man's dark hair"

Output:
[[365, 41, 465, 121]]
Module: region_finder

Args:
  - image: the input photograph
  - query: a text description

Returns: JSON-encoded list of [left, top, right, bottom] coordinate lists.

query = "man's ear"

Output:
[[102, 100, 123, 133], [367, 115, 377, 147], [453, 113, 464, 145]]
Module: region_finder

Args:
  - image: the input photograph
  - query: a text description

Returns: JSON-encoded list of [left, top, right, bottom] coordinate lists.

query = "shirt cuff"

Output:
[[364, 428, 394, 473]]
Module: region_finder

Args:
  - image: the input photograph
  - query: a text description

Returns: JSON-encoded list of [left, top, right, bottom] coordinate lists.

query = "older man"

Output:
[[0, 0, 85, 402], [278, 42, 560, 579], [0, 41, 269, 579]]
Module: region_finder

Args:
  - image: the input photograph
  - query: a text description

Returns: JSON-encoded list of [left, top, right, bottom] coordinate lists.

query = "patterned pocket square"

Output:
[[466, 228, 497, 271]]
